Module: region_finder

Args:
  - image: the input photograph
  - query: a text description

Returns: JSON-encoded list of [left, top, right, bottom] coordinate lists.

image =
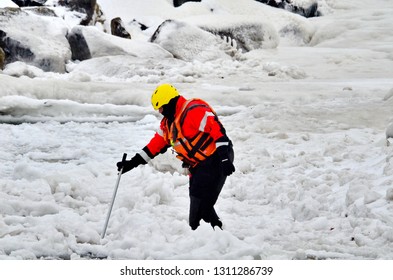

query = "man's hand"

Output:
[[216, 145, 235, 176], [117, 153, 146, 174]]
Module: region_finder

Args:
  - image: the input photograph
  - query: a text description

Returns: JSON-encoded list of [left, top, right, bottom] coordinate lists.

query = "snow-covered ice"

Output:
[[1, 0, 393, 260]]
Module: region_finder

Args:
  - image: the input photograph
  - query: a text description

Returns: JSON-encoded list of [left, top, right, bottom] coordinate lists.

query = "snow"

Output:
[[1, 0, 393, 262], [0, 0, 18, 8]]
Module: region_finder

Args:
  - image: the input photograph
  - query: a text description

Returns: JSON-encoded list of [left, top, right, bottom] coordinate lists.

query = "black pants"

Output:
[[188, 144, 234, 230]]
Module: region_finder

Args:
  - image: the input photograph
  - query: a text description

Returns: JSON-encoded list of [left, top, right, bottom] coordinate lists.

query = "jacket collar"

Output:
[[174, 95, 187, 117]]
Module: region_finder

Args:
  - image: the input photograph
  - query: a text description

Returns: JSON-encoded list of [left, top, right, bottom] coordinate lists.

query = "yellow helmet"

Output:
[[151, 84, 180, 110]]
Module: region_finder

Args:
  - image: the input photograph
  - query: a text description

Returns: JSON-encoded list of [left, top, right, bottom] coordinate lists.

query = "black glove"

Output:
[[117, 153, 146, 174], [216, 145, 235, 176]]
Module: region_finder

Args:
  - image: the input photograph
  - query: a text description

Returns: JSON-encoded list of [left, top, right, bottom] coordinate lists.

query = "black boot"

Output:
[[211, 219, 223, 230], [304, 2, 319, 18]]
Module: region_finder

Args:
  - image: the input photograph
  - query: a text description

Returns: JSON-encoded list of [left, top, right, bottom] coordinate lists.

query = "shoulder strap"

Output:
[[178, 98, 215, 127]]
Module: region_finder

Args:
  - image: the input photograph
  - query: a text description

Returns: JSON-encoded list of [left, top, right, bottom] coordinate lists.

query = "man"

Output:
[[117, 84, 235, 230]]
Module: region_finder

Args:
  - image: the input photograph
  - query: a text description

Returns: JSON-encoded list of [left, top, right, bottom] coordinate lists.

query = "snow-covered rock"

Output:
[[150, 19, 238, 61], [68, 25, 173, 60], [0, 7, 71, 72]]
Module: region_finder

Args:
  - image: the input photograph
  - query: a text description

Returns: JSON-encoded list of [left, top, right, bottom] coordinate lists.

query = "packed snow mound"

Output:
[[0, 95, 150, 124], [66, 55, 185, 83]]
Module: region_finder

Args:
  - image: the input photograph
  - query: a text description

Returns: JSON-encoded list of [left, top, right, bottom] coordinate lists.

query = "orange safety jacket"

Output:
[[141, 96, 228, 167], [166, 98, 218, 166]]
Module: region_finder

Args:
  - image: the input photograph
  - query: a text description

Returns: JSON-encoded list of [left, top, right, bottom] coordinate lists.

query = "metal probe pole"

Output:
[[101, 153, 127, 239]]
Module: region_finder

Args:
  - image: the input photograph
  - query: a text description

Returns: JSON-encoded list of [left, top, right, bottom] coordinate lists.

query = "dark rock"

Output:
[[150, 19, 172, 43], [58, 0, 94, 14], [256, 0, 282, 8], [110, 17, 131, 39], [66, 28, 91, 61], [131, 19, 148, 31], [0, 47, 5, 69], [303, 2, 320, 18], [58, 0, 103, 26], [255, 0, 320, 17], [173, 0, 201, 7], [11, 0, 46, 7], [0, 29, 35, 65]]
